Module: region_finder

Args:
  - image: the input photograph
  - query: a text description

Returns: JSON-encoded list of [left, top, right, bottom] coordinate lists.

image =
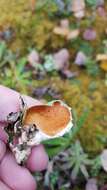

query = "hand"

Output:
[[0, 85, 49, 190]]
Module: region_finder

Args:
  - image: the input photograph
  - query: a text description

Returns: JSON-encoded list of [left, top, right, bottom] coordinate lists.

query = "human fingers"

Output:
[[0, 152, 36, 190], [0, 180, 13, 190], [0, 139, 6, 162], [0, 123, 8, 143], [0, 125, 49, 172], [0, 85, 49, 172], [0, 85, 41, 143], [26, 145, 49, 172]]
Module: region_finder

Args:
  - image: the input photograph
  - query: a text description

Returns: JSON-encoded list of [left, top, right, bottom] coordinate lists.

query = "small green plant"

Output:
[[43, 139, 101, 189], [35, 0, 72, 17], [0, 42, 32, 93], [50, 171, 59, 190], [44, 54, 55, 72], [0, 41, 7, 62], [1, 57, 31, 93], [79, 41, 94, 56], [35, 0, 58, 16], [90, 156, 101, 177], [85, 58, 100, 76], [56, 140, 91, 180], [85, 0, 98, 7]]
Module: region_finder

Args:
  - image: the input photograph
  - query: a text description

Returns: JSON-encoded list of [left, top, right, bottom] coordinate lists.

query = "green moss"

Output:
[[0, 0, 54, 51]]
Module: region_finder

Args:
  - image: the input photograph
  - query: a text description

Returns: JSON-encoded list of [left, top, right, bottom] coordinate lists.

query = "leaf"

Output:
[[80, 164, 89, 179], [75, 51, 87, 66], [59, 70, 78, 79], [96, 54, 107, 61], [53, 48, 69, 71], [71, 0, 85, 18], [71, 163, 80, 181], [70, 108, 90, 139], [43, 137, 67, 146], [0, 41, 6, 61], [17, 57, 27, 73], [53, 27, 69, 37], [44, 55, 55, 72], [85, 0, 98, 6], [46, 146, 63, 157], [79, 41, 94, 56], [90, 156, 101, 177], [83, 29, 97, 41], [100, 61, 107, 72], [35, 0, 58, 13], [85, 59, 100, 76], [28, 50, 40, 67], [101, 149, 107, 172], [53, 27, 79, 40], [85, 178, 98, 190]]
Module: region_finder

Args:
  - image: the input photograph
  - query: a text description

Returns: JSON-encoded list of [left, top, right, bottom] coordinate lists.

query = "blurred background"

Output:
[[0, 0, 107, 189]]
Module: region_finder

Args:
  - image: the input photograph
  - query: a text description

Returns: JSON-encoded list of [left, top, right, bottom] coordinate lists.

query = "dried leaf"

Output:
[[53, 27, 79, 40], [100, 61, 107, 71], [96, 54, 107, 71], [60, 19, 69, 28], [59, 70, 78, 79], [30, 0, 36, 12], [33, 86, 60, 99], [53, 21, 79, 40], [86, 178, 98, 190], [71, 0, 85, 18], [53, 48, 70, 71], [100, 184, 107, 190], [33, 86, 48, 99], [2, 28, 15, 42], [67, 29, 80, 40], [75, 51, 87, 66], [101, 149, 107, 171], [83, 29, 97, 41], [28, 50, 40, 67], [47, 87, 61, 99], [86, 0, 98, 6], [96, 54, 107, 61], [97, 6, 106, 17], [96, 0, 104, 6], [44, 55, 55, 72], [53, 27, 69, 37]]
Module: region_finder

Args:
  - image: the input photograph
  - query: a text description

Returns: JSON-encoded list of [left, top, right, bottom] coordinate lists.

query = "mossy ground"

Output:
[[0, 0, 107, 157]]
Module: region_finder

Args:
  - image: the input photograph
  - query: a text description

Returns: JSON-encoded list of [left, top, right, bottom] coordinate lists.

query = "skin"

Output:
[[0, 140, 6, 162], [0, 85, 49, 190]]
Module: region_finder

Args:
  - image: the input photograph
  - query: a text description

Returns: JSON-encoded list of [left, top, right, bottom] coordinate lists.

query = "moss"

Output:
[[0, 0, 106, 53], [0, 0, 54, 51]]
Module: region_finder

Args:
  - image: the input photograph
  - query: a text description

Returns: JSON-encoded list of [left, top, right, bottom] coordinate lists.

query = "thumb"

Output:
[[0, 85, 41, 122]]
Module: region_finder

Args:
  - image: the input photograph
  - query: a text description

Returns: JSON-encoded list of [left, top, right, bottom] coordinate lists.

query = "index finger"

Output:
[[0, 180, 13, 190]]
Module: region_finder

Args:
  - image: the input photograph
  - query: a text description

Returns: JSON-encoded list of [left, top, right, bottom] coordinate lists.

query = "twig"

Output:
[[30, 0, 36, 12]]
